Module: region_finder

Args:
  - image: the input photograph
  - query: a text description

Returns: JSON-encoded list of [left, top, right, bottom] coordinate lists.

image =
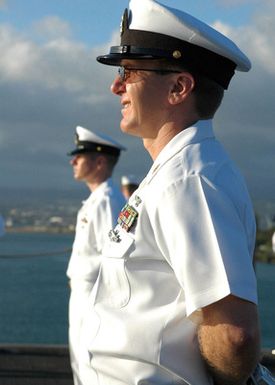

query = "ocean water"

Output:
[[0, 232, 73, 344], [0, 232, 274, 348]]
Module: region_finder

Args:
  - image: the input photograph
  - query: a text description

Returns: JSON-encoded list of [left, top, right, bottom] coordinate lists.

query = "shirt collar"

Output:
[[146, 120, 215, 182], [83, 178, 113, 204]]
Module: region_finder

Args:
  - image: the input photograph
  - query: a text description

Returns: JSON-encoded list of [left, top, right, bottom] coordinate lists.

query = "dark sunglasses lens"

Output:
[[118, 67, 124, 81]]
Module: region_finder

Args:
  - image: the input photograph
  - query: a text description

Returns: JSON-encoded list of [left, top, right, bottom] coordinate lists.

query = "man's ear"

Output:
[[168, 73, 195, 105], [95, 154, 106, 168]]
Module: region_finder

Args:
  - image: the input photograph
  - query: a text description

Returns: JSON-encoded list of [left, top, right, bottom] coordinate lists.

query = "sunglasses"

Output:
[[117, 66, 182, 82]]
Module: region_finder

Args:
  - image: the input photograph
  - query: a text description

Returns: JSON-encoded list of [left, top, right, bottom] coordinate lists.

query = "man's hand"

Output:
[[198, 295, 261, 385]]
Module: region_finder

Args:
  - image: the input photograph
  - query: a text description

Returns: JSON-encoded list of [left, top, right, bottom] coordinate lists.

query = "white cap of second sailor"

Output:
[[68, 126, 126, 157]]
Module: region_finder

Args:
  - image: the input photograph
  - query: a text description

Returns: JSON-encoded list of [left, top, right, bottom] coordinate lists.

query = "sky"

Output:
[[0, 0, 274, 207]]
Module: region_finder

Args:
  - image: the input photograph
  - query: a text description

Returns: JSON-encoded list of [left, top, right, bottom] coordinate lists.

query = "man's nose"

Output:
[[110, 75, 125, 96], [70, 156, 77, 165]]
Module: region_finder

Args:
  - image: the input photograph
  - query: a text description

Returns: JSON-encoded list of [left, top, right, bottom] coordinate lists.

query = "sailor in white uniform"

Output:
[[66, 126, 126, 385], [0, 215, 5, 237], [79, 1, 261, 384], [121, 174, 140, 199]]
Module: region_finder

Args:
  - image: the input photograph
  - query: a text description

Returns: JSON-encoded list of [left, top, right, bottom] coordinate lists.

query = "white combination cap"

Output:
[[121, 175, 139, 186], [97, 0, 251, 89], [68, 126, 126, 156]]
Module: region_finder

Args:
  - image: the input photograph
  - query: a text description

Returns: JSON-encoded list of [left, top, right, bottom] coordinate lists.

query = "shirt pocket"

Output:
[[93, 230, 134, 308]]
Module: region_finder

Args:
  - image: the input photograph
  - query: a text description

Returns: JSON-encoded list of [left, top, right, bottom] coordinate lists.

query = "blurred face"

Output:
[[70, 153, 98, 182], [111, 60, 176, 139]]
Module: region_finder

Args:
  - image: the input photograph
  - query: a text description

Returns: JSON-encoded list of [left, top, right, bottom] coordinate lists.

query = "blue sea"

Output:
[[0, 232, 274, 349]]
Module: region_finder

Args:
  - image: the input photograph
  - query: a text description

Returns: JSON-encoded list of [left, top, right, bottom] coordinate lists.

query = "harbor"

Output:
[[0, 232, 274, 382], [0, 344, 73, 384], [0, 345, 274, 384], [0, 0, 274, 382]]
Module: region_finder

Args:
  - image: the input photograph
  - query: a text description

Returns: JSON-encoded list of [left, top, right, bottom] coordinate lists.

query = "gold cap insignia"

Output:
[[120, 8, 129, 36], [74, 133, 79, 145], [173, 50, 182, 59]]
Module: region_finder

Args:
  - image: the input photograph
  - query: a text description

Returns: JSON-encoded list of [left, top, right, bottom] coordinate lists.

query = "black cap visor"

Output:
[[68, 141, 121, 157], [97, 29, 236, 89], [97, 45, 173, 66]]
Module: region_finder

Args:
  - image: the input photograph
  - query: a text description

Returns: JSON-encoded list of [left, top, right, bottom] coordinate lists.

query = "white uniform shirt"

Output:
[[272, 232, 275, 253], [81, 121, 257, 385], [67, 178, 125, 284]]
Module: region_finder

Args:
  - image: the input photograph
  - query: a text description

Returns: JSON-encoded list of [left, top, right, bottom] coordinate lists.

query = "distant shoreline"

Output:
[[4, 228, 275, 265], [5, 226, 74, 234]]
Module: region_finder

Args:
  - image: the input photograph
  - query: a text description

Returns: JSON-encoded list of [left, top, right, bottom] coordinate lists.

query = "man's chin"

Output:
[[120, 123, 140, 138]]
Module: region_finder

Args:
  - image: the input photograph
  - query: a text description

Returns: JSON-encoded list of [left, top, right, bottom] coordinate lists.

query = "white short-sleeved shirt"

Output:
[[81, 121, 257, 385], [67, 178, 125, 284], [272, 232, 275, 253]]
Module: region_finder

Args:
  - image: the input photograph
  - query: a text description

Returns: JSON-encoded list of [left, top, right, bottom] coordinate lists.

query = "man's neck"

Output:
[[144, 118, 198, 161], [87, 177, 110, 193]]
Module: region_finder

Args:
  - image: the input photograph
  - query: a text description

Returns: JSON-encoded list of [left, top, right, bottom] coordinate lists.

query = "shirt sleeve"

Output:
[[66, 203, 99, 281], [148, 174, 257, 316]]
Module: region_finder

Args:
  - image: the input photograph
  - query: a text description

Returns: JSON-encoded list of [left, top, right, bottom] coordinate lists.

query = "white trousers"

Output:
[[69, 280, 94, 385]]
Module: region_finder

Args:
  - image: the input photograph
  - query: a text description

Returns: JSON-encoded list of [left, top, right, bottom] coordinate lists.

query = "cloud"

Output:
[[211, 0, 275, 202], [215, 0, 258, 6], [0, 23, 116, 100], [0, 25, 38, 80], [33, 16, 72, 39], [0, 0, 6, 10], [0, 2, 274, 206], [213, 0, 275, 75], [0, 20, 147, 191]]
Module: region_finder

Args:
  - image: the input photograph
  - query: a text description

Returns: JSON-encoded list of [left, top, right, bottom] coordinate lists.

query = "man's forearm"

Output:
[[198, 296, 261, 385], [198, 323, 260, 385]]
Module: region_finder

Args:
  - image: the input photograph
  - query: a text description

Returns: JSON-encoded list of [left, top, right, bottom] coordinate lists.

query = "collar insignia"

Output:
[[134, 195, 142, 207], [108, 229, 121, 243]]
